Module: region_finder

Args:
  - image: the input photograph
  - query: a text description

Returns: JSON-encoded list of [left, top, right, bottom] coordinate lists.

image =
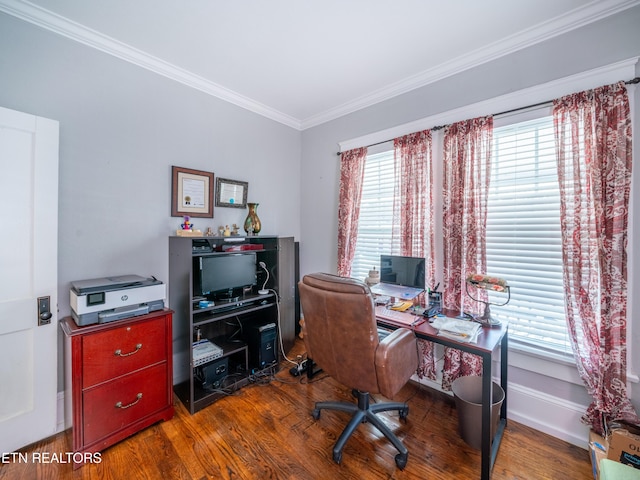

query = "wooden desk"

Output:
[[375, 307, 508, 480]]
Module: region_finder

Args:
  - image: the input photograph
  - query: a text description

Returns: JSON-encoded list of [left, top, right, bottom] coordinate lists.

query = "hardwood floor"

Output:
[[1, 339, 593, 479]]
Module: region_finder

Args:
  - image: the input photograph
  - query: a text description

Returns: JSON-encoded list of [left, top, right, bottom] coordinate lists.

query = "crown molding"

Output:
[[337, 57, 639, 153], [2, 0, 638, 131], [0, 0, 303, 130], [301, 0, 640, 130]]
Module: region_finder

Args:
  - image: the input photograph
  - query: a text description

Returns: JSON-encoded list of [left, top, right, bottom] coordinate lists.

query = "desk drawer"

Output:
[[82, 316, 167, 387], [82, 362, 169, 446]]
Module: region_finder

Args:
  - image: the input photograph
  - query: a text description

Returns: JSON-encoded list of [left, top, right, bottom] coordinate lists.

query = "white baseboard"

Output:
[[507, 382, 591, 449], [56, 391, 67, 433]]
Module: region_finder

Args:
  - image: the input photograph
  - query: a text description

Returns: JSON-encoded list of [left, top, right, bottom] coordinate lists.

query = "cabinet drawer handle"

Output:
[[114, 343, 142, 357], [115, 393, 143, 409]]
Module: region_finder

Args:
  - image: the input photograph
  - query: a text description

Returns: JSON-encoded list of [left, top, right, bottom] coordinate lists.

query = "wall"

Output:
[[300, 6, 640, 447], [0, 13, 301, 395]]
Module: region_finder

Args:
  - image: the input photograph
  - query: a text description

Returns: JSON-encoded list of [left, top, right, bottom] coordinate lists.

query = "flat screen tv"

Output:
[[193, 253, 257, 297]]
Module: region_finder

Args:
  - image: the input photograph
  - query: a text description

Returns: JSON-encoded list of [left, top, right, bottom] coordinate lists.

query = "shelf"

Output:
[[192, 292, 274, 314], [191, 363, 278, 411], [208, 336, 247, 357], [192, 375, 250, 410], [192, 248, 271, 257], [193, 298, 276, 326], [188, 235, 280, 257]]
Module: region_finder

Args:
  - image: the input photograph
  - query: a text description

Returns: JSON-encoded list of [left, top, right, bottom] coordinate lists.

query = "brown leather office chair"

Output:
[[298, 273, 419, 469]]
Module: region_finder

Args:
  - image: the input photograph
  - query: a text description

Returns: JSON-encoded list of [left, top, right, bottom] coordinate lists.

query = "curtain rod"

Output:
[[337, 76, 640, 155]]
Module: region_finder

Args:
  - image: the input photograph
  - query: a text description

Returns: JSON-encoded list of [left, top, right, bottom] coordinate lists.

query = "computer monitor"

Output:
[[369, 255, 425, 299]]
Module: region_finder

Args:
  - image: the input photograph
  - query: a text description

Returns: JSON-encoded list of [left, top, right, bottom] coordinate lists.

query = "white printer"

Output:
[[70, 274, 166, 326]]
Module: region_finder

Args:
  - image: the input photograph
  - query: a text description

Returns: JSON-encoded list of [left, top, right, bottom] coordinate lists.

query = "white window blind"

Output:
[[350, 150, 398, 282], [349, 116, 573, 358], [486, 116, 572, 356]]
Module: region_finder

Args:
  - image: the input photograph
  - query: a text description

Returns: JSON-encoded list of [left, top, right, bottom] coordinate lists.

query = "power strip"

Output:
[[289, 359, 308, 376]]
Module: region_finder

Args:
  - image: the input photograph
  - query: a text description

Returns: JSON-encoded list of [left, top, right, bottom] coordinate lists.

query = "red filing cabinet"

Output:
[[61, 309, 174, 467]]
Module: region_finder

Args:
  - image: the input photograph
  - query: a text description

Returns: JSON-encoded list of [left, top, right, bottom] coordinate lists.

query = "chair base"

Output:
[[312, 390, 410, 469]]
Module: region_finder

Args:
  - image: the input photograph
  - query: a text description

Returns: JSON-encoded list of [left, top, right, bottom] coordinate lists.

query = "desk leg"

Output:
[[500, 329, 508, 421], [481, 352, 492, 480], [481, 329, 509, 480], [305, 357, 323, 379]]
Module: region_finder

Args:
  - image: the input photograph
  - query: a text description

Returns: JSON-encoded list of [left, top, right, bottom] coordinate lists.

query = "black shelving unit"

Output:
[[169, 235, 295, 414]]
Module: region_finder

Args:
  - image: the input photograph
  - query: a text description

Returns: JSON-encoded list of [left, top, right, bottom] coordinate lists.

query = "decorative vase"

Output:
[[243, 202, 261, 235]]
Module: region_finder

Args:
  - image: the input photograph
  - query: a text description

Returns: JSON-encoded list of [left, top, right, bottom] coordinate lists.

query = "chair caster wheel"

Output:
[[312, 408, 320, 420], [395, 452, 408, 470], [333, 450, 342, 464], [399, 406, 409, 420]]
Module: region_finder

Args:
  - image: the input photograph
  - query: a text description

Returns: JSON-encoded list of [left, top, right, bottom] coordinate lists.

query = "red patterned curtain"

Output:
[[393, 130, 432, 264], [393, 130, 437, 379], [441, 116, 493, 389], [337, 147, 368, 277], [553, 82, 639, 434]]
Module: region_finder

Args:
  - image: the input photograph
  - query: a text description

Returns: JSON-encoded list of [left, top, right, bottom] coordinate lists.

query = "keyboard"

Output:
[[376, 308, 409, 321], [375, 306, 424, 328]]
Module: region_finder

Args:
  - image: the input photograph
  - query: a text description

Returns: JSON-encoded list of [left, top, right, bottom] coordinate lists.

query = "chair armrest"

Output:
[[375, 328, 419, 399]]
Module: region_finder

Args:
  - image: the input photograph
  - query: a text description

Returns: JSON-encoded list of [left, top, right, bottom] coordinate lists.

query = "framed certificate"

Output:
[[215, 177, 248, 208], [171, 166, 214, 218]]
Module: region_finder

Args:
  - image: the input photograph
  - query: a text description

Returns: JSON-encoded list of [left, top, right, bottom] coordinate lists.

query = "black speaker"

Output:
[[198, 357, 228, 390], [246, 322, 277, 370]]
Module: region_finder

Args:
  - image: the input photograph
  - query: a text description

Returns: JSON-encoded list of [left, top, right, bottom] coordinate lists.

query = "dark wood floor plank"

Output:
[[0, 338, 593, 480]]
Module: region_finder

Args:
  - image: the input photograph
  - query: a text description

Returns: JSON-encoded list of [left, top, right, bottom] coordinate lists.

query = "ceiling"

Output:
[[3, 0, 639, 129]]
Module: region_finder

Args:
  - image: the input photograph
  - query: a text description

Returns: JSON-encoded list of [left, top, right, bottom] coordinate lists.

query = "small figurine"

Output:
[[231, 224, 240, 235], [205, 227, 214, 236], [175, 215, 202, 236], [223, 225, 231, 237], [181, 216, 193, 231], [365, 267, 380, 286], [218, 225, 225, 236]]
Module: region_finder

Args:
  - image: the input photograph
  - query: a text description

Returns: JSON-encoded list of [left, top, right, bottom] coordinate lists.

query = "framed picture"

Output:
[[215, 177, 248, 208], [171, 166, 214, 218]]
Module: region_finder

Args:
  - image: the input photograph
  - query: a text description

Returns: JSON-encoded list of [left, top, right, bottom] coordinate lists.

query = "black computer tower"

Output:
[[246, 322, 277, 370]]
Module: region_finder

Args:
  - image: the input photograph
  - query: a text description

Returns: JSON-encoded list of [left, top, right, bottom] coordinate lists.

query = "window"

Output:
[[350, 115, 573, 358], [350, 149, 398, 282], [486, 115, 571, 356]]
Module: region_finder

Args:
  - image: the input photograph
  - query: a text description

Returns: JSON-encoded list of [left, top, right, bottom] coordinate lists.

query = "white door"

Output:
[[0, 106, 59, 453]]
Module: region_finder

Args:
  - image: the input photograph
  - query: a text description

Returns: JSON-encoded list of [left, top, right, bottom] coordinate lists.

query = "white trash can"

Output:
[[451, 376, 504, 450]]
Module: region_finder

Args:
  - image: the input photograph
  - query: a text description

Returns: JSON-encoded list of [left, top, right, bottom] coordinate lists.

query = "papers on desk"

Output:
[[430, 316, 482, 343]]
